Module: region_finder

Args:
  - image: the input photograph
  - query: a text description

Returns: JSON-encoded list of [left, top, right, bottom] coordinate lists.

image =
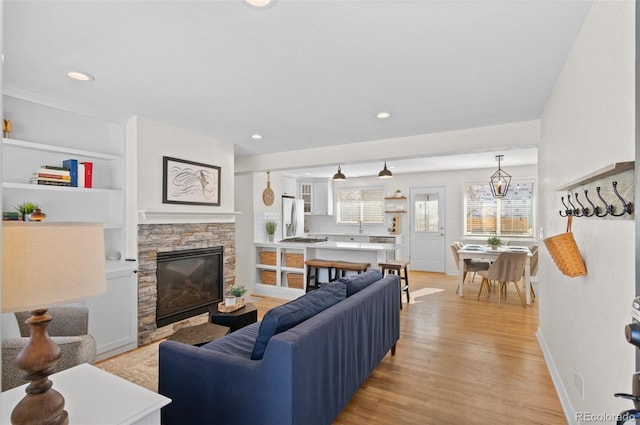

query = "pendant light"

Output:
[[378, 161, 393, 179], [332, 165, 346, 181], [489, 154, 511, 198]]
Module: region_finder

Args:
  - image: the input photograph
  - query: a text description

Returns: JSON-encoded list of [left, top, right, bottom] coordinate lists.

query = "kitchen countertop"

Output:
[[305, 232, 398, 238], [255, 241, 400, 251]]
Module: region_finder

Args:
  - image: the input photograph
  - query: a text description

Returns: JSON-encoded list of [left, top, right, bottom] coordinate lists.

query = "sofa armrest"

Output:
[[159, 340, 292, 425], [1, 335, 97, 391]]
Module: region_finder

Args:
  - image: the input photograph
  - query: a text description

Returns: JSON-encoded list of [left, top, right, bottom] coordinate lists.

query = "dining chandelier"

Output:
[[489, 154, 511, 198]]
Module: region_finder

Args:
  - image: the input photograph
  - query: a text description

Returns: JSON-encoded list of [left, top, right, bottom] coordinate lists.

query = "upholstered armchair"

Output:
[[2, 306, 97, 391]]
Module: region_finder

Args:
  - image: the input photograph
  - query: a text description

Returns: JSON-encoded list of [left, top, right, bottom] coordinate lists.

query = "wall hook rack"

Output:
[[583, 189, 599, 217], [567, 194, 581, 217], [574, 192, 590, 217], [559, 196, 572, 217], [595, 187, 613, 217], [611, 181, 633, 216]]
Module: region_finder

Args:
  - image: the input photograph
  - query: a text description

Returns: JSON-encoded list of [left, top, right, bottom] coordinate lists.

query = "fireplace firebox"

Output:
[[156, 247, 223, 328]]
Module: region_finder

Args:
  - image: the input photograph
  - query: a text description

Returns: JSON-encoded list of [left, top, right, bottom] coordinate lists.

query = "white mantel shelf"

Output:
[[138, 210, 241, 224]]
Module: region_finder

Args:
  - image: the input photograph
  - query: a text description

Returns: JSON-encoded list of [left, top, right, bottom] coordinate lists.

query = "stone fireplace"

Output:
[[138, 222, 235, 345]]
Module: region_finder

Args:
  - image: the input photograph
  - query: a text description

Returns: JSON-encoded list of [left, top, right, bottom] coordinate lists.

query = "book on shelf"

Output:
[[2, 211, 20, 221], [79, 161, 93, 188], [30, 178, 72, 186], [62, 159, 78, 187], [39, 165, 70, 172], [33, 173, 71, 180]]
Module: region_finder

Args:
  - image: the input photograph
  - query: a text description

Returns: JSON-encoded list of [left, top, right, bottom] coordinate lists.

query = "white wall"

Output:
[[538, 1, 635, 422], [133, 115, 235, 215]]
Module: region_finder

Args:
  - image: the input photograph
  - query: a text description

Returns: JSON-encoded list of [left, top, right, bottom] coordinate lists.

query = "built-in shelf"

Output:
[[384, 196, 407, 200], [385, 210, 407, 213], [556, 161, 635, 191], [2, 182, 120, 194], [3, 137, 120, 160], [138, 210, 241, 223]]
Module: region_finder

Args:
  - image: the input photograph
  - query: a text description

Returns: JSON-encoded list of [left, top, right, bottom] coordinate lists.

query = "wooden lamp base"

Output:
[[11, 309, 69, 425]]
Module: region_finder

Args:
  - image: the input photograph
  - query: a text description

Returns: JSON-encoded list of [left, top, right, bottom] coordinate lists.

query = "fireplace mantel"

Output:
[[138, 210, 241, 224]]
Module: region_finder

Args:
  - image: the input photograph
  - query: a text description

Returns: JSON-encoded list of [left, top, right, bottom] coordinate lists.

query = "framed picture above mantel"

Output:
[[162, 156, 221, 206]]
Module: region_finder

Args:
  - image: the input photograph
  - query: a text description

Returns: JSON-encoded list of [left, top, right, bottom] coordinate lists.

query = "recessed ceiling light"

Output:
[[251, 134, 263, 140], [67, 71, 95, 82], [245, 0, 277, 9], [376, 112, 391, 119]]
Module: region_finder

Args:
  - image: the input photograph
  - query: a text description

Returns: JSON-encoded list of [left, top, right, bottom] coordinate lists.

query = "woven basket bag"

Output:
[[543, 215, 587, 277]]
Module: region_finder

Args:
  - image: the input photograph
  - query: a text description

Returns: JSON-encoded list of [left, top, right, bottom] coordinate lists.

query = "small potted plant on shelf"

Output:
[[15, 201, 39, 221], [487, 236, 502, 250], [395, 189, 403, 198], [266, 220, 278, 242]]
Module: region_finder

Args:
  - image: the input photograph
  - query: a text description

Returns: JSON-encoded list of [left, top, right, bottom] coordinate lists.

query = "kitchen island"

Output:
[[254, 240, 402, 299]]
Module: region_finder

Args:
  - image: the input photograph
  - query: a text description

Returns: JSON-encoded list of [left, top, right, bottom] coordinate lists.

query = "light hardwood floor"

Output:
[[332, 271, 564, 425]]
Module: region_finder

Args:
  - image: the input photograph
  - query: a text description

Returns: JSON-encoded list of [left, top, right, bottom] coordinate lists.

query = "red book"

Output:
[[80, 161, 93, 188]]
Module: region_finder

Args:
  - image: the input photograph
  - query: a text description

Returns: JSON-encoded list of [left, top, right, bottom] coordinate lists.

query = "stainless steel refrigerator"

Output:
[[282, 196, 304, 240]]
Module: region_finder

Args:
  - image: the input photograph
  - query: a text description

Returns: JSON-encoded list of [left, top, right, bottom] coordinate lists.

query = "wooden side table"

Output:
[[209, 303, 258, 332]]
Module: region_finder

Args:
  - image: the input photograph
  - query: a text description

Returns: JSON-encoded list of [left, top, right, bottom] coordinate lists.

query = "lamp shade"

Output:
[[2, 222, 107, 312]]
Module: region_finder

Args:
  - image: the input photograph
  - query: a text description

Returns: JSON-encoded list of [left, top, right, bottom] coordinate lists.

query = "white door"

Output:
[[410, 187, 446, 272]]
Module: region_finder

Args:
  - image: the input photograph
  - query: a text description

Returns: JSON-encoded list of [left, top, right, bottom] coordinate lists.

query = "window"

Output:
[[414, 193, 439, 232], [336, 187, 384, 224], [463, 180, 535, 237]]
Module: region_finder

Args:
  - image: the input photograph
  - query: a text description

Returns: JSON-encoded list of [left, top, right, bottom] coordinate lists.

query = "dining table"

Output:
[[457, 244, 533, 305]]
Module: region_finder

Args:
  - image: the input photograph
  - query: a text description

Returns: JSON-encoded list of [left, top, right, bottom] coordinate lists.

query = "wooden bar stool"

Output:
[[332, 261, 370, 279], [305, 259, 334, 291], [379, 260, 410, 308]]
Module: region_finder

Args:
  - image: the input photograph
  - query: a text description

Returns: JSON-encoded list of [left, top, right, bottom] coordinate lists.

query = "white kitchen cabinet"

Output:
[[282, 175, 297, 197], [87, 261, 139, 361], [300, 180, 333, 215], [336, 235, 369, 243]]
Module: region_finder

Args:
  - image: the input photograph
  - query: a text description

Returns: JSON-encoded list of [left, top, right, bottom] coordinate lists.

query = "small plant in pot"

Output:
[[266, 220, 278, 242], [224, 285, 247, 307], [15, 201, 39, 221], [487, 236, 502, 250], [395, 189, 403, 197]]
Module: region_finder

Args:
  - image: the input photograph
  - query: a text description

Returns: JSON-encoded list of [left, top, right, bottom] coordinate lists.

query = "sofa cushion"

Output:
[[337, 269, 383, 297], [202, 322, 260, 358], [250, 282, 346, 360]]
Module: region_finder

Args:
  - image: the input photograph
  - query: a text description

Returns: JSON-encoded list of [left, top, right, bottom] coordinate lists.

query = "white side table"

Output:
[[0, 363, 171, 425]]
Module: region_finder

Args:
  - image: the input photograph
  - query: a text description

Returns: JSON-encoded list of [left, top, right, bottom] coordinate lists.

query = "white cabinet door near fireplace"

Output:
[[86, 261, 139, 361]]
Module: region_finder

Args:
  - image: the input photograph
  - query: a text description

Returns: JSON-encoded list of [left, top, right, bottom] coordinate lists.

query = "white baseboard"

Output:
[[537, 328, 577, 425]]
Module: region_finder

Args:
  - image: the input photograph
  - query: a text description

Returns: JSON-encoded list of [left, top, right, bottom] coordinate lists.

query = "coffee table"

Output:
[[168, 322, 230, 346], [210, 303, 258, 332]]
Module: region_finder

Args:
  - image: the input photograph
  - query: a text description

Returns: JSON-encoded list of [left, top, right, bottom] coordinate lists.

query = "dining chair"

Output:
[[450, 244, 490, 292], [528, 245, 539, 301], [476, 251, 527, 306]]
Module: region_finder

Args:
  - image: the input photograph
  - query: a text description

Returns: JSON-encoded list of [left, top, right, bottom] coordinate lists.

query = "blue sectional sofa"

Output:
[[158, 270, 401, 425]]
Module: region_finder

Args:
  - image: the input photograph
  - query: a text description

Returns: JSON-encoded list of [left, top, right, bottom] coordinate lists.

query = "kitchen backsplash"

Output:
[[304, 215, 389, 235]]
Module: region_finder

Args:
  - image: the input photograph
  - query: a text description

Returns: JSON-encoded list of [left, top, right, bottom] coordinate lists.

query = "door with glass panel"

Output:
[[410, 187, 446, 272]]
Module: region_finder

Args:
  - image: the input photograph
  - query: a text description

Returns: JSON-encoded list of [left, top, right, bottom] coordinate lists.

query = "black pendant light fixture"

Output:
[[332, 165, 346, 181], [378, 161, 393, 179], [490, 154, 511, 198]]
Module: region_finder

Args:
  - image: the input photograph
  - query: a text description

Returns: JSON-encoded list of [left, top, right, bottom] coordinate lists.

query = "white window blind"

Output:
[[337, 187, 384, 223], [464, 181, 534, 237]]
